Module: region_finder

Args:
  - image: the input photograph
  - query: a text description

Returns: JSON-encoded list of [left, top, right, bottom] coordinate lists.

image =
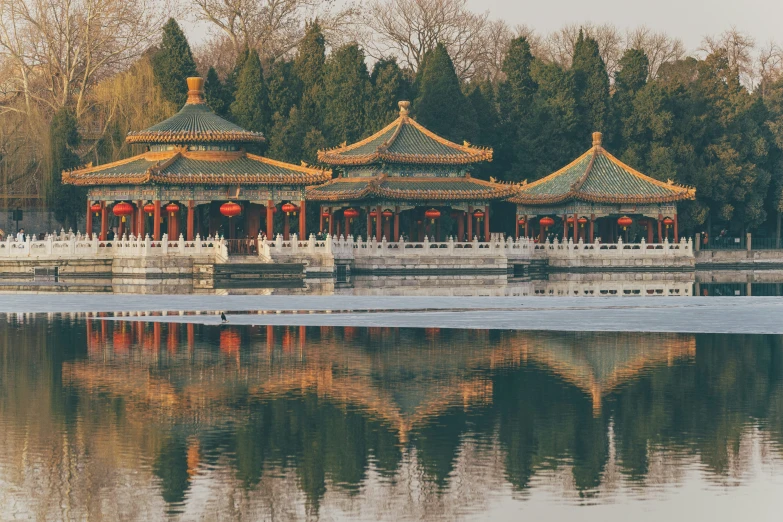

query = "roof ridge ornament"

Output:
[[592, 131, 602, 147], [398, 100, 410, 117], [186, 77, 205, 105]]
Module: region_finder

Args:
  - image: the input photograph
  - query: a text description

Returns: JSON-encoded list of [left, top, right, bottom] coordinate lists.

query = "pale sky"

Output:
[[467, 0, 783, 52]]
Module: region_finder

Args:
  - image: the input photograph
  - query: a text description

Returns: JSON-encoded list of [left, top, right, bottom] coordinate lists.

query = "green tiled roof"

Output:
[[511, 134, 695, 205], [126, 100, 264, 145], [307, 175, 518, 202], [63, 151, 330, 186], [318, 102, 493, 166]]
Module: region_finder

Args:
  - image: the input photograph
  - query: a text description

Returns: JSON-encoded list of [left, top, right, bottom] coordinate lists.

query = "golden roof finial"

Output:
[[186, 77, 205, 105], [592, 131, 602, 147], [398, 100, 410, 116]]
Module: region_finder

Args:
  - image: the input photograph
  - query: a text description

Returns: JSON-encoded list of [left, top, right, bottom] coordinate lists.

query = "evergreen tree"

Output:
[[468, 81, 500, 179], [48, 108, 84, 230], [322, 44, 372, 144], [267, 59, 301, 120], [204, 66, 231, 117], [612, 49, 650, 157], [413, 43, 477, 143], [367, 58, 412, 128], [151, 19, 198, 107], [230, 49, 269, 133], [572, 30, 610, 138], [294, 22, 326, 127]]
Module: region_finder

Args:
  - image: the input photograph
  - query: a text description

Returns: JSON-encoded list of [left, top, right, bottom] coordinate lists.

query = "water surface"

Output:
[[1, 317, 782, 520]]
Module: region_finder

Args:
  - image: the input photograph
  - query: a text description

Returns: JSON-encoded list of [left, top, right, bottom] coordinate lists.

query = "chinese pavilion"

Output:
[[509, 132, 695, 243], [307, 101, 517, 241], [63, 77, 330, 242]]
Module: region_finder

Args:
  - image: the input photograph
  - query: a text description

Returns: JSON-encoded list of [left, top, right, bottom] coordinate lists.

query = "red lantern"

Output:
[[322, 210, 331, 219], [382, 209, 393, 218], [518, 217, 526, 225], [539, 216, 554, 228], [282, 202, 298, 215], [369, 210, 378, 219], [220, 201, 242, 218], [663, 217, 674, 228], [143, 202, 155, 216], [166, 203, 179, 217], [344, 208, 359, 220], [473, 210, 485, 220], [112, 201, 133, 223], [424, 209, 441, 222], [90, 203, 102, 217], [578, 217, 588, 227], [618, 216, 633, 230], [567, 217, 575, 225]]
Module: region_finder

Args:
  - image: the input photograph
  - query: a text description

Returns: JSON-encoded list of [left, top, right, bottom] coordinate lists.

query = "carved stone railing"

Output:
[[533, 237, 694, 258]]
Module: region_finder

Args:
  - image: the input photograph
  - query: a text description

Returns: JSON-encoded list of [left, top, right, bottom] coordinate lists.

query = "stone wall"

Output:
[[696, 249, 783, 270], [352, 254, 508, 275], [111, 256, 210, 294]]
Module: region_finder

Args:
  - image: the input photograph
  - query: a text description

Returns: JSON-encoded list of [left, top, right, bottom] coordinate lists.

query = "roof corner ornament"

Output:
[[592, 131, 602, 147], [186, 77, 205, 105], [398, 100, 410, 116], [463, 140, 471, 147]]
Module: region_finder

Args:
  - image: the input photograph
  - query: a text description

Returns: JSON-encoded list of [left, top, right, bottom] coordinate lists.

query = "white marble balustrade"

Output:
[[533, 237, 693, 258]]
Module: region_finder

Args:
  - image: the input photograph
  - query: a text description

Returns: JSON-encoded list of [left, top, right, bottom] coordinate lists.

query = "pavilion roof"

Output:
[[317, 101, 493, 167], [509, 132, 695, 205], [306, 173, 519, 202], [62, 149, 330, 187], [125, 77, 265, 145]]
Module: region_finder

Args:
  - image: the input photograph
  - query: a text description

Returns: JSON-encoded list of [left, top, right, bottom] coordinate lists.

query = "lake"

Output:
[[1, 316, 782, 521]]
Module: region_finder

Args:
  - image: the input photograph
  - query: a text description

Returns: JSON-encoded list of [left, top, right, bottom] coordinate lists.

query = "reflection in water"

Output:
[[1, 318, 782, 520]]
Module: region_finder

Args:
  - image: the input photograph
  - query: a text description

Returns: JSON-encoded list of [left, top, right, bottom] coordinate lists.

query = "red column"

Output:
[[573, 213, 578, 241], [484, 205, 490, 241], [319, 206, 324, 233], [100, 202, 108, 241], [674, 213, 679, 242], [153, 200, 161, 240], [467, 206, 473, 240], [457, 211, 465, 241], [394, 206, 400, 241], [266, 200, 274, 239], [366, 206, 372, 239], [562, 214, 568, 240], [328, 207, 334, 236], [283, 212, 290, 240], [376, 205, 382, 240], [589, 214, 595, 242], [384, 213, 391, 240], [136, 200, 145, 238], [524, 216, 529, 238], [299, 200, 306, 238], [515, 215, 520, 239], [657, 214, 663, 243], [86, 199, 93, 239], [345, 213, 351, 237], [187, 201, 195, 240], [647, 220, 653, 243]]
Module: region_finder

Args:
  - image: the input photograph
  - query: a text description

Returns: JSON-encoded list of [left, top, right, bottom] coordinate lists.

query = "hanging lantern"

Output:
[[425, 209, 441, 222], [220, 201, 242, 218], [344, 208, 359, 220], [663, 217, 674, 228], [369, 210, 378, 219], [166, 202, 180, 217], [322, 210, 331, 219], [281, 202, 298, 215], [112, 201, 133, 223], [567, 217, 575, 225], [539, 217, 555, 228], [517, 217, 526, 225], [382, 209, 393, 218], [143, 202, 155, 216], [90, 202, 102, 217], [618, 216, 633, 230], [578, 217, 588, 228], [473, 210, 485, 220]]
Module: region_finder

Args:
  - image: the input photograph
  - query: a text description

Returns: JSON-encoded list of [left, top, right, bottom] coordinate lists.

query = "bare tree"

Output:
[[701, 28, 756, 87], [0, 0, 170, 119], [758, 41, 783, 96], [191, 0, 357, 63], [541, 23, 623, 77], [625, 26, 685, 79], [358, 0, 489, 80]]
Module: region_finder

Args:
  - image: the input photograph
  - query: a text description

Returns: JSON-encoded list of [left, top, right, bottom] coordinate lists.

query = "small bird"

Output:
[[221, 312, 228, 323]]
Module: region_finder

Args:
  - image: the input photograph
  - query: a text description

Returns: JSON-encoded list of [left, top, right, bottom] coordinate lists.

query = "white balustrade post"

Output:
[[178, 234, 185, 254], [325, 234, 333, 254], [161, 233, 169, 255]]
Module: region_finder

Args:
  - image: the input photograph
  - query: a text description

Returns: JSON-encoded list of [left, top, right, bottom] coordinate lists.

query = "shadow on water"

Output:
[[1, 317, 783, 519]]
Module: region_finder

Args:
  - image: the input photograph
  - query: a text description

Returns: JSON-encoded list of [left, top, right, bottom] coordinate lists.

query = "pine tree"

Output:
[[267, 59, 301, 120], [572, 30, 610, 138], [204, 67, 231, 117], [49, 108, 84, 229], [294, 22, 326, 127], [467, 82, 500, 179], [367, 58, 412, 128], [151, 19, 198, 107], [413, 43, 477, 143], [322, 44, 372, 144], [612, 49, 650, 156], [230, 49, 269, 133]]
